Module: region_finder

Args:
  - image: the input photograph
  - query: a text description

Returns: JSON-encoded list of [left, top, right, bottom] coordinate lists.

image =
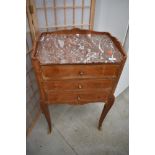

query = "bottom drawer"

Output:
[[46, 90, 110, 104]]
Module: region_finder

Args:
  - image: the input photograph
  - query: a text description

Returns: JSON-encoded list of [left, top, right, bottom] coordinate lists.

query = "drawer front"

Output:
[[41, 64, 119, 80], [43, 79, 114, 91], [46, 90, 109, 104]]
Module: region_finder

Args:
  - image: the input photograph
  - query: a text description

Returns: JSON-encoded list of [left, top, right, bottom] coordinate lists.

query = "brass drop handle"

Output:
[[79, 71, 84, 75], [78, 84, 82, 89], [77, 96, 81, 100]]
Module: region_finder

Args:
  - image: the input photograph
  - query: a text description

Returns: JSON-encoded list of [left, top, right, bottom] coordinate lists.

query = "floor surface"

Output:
[[27, 88, 129, 155]]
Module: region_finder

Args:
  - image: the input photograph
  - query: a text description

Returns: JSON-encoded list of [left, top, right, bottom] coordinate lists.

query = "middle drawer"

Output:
[[43, 79, 114, 92]]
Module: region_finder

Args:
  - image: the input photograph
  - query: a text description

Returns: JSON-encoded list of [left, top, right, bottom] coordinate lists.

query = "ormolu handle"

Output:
[[79, 71, 84, 75], [77, 96, 81, 100], [78, 84, 82, 89]]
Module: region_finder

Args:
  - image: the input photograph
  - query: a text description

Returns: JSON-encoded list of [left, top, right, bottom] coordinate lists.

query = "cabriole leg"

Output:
[[40, 102, 52, 133], [98, 95, 115, 130]]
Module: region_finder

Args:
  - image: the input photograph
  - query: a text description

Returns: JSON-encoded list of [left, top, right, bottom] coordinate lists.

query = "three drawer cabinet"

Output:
[[31, 28, 127, 133]]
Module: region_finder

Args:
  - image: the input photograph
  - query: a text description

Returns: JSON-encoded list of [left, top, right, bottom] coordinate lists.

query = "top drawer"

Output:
[[41, 64, 120, 80]]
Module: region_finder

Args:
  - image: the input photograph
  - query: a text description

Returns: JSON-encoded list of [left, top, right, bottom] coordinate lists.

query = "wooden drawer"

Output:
[[43, 79, 114, 92], [46, 90, 109, 104], [41, 64, 119, 80]]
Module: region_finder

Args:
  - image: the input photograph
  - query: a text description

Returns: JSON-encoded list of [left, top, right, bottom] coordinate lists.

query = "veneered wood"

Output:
[[43, 79, 114, 92], [41, 64, 119, 80], [47, 90, 109, 105], [31, 28, 127, 133]]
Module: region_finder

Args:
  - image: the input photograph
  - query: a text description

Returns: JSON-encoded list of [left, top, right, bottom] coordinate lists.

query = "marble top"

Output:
[[36, 33, 123, 64]]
